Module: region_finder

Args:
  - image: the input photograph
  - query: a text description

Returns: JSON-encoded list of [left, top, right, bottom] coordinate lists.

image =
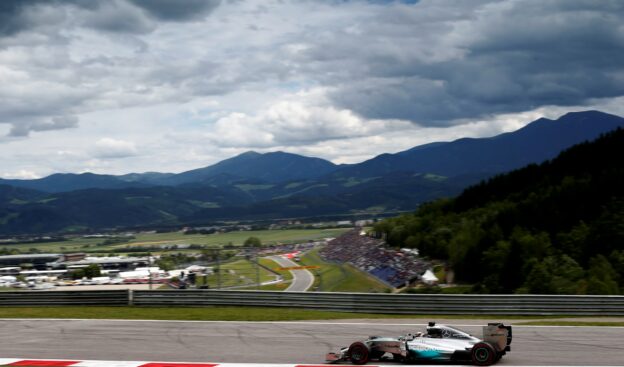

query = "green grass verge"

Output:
[[0, 306, 568, 322], [0, 307, 619, 327], [300, 248, 391, 293], [403, 285, 473, 294], [0, 287, 20, 292], [0, 306, 375, 321], [438, 286, 473, 294], [236, 281, 293, 291]]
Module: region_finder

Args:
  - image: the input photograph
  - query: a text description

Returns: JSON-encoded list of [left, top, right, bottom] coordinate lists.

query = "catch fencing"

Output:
[[2, 289, 624, 315], [132, 290, 624, 316], [0, 290, 128, 306]]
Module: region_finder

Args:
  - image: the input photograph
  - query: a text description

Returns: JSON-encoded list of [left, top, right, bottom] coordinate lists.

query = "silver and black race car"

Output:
[[326, 322, 512, 366]]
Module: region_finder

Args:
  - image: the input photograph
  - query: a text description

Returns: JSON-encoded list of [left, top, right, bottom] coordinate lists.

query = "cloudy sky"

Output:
[[1, 0, 623, 179]]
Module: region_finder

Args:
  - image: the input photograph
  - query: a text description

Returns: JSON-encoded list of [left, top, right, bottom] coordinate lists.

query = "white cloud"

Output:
[[203, 88, 414, 148], [92, 138, 138, 159], [2, 169, 41, 180]]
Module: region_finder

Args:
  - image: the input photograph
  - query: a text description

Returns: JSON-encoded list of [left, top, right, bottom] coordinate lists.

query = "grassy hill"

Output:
[[300, 248, 391, 292]]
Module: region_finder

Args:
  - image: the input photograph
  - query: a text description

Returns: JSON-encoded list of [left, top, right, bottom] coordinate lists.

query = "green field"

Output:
[[0, 228, 350, 254], [196, 259, 280, 288], [205, 257, 297, 291], [237, 257, 295, 291], [259, 257, 294, 282], [300, 248, 391, 293]]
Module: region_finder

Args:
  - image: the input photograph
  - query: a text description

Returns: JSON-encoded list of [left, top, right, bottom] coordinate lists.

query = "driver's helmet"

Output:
[[427, 327, 443, 338]]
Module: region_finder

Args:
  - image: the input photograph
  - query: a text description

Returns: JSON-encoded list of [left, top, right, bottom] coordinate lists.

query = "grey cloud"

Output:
[[81, 0, 221, 34], [81, 0, 157, 34], [0, 63, 94, 138], [0, 1, 101, 37], [299, 0, 624, 125], [0, 1, 28, 36], [332, 77, 466, 124], [129, 0, 221, 21], [8, 115, 79, 137], [0, 0, 57, 37], [2, 0, 624, 145], [48, 116, 79, 130], [0, 0, 221, 37]]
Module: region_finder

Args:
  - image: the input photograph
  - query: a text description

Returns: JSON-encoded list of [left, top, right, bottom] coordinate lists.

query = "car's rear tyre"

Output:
[[348, 342, 370, 365], [471, 342, 496, 366]]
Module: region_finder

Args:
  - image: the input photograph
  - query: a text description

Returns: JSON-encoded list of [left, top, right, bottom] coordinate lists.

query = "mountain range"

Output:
[[1, 110, 623, 234]]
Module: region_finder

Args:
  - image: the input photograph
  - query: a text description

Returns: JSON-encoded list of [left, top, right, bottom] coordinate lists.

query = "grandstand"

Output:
[[319, 228, 429, 288]]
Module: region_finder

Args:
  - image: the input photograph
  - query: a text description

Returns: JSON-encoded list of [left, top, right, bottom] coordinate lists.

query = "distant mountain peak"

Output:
[[265, 151, 292, 156], [561, 109, 603, 117], [161, 149, 338, 185], [237, 150, 261, 157], [556, 110, 621, 122]]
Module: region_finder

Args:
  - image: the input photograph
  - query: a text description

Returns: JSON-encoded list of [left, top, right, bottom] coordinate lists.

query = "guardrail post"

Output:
[[128, 289, 134, 306]]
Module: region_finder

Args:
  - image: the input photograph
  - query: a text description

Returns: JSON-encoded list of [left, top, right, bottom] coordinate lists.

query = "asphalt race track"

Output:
[[268, 255, 314, 292], [0, 319, 623, 365]]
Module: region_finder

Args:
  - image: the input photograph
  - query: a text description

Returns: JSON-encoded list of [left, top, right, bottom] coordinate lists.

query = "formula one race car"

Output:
[[326, 322, 512, 366]]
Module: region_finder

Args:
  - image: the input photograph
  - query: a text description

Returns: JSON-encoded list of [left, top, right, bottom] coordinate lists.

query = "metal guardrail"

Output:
[[0, 290, 128, 306], [1, 289, 624, 315], [133, 290, 624, 316]]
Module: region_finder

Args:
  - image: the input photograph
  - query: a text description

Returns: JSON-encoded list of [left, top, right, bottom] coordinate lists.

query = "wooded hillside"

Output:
[[375, 128, 624, 294]]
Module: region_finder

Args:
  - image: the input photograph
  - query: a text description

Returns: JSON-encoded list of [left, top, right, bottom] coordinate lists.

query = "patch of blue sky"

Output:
[[279, 80, 318, 93]]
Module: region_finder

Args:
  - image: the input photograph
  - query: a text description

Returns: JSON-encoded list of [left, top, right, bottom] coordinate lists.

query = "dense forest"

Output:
[[375, 128, 624, 294]]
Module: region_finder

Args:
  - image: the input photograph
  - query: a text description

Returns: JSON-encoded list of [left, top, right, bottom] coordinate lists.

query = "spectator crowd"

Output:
[[243, 241, 322, 257], [320, 228, 429, 288]]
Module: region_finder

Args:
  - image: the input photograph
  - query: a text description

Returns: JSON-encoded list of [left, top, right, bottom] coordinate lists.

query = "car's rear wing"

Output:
[[483, 323, 512, 352]]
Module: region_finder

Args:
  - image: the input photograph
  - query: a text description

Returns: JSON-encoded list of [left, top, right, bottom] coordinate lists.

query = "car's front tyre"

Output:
[[348, 342, 370, 365]]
